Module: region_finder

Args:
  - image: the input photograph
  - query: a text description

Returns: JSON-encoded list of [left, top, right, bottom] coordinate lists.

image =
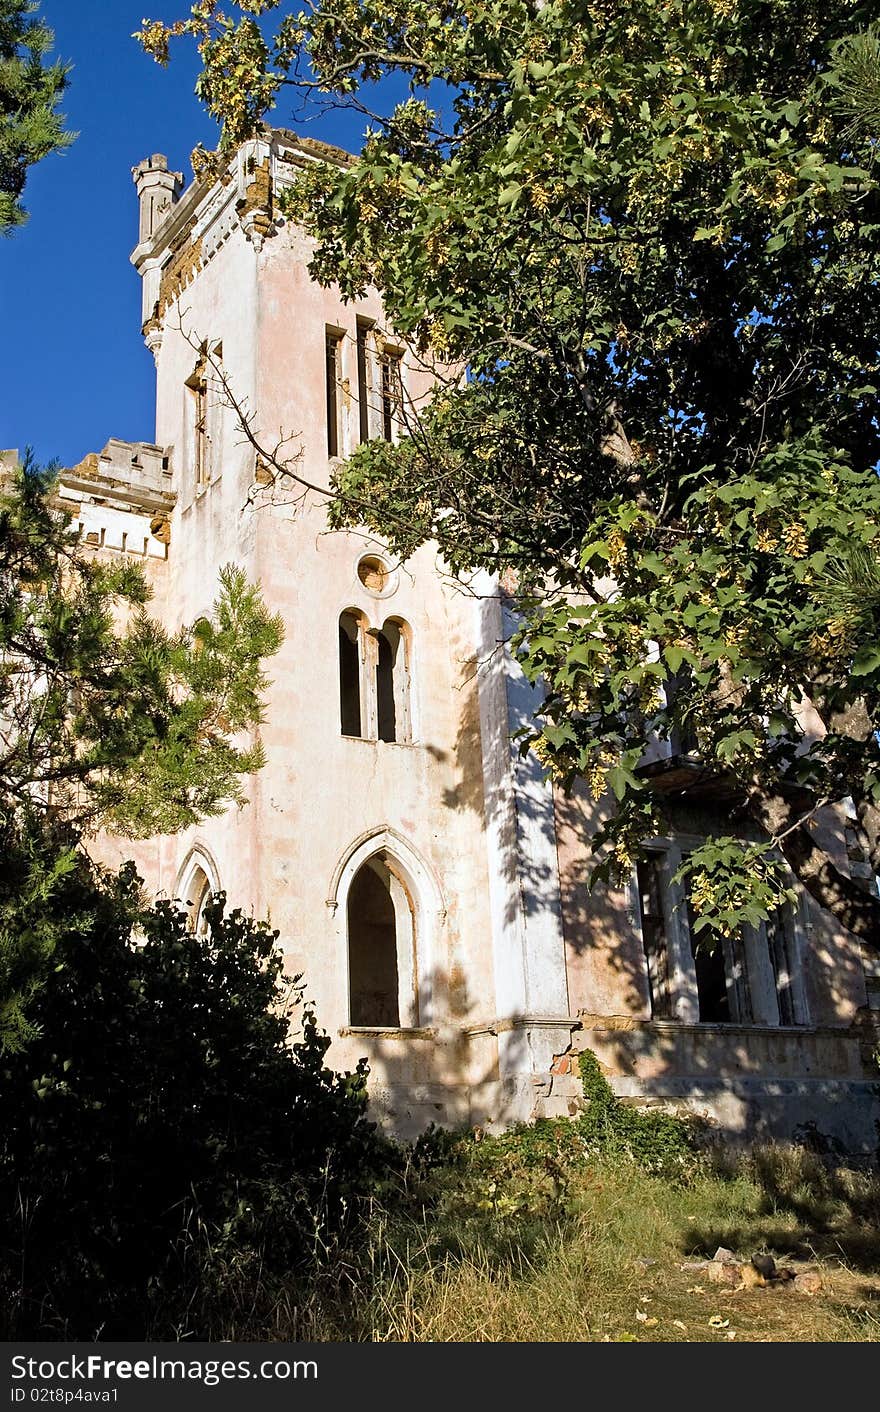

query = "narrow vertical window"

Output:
[[375, 631, 397, 743], [326, 329, 343, 457], [380, 349, 402, 442], [339, 611, 363, 737], [186, 357, 210, 489], [356, 317, 372, 444], [194, 378, 209, 487], [186, 866, 212, 936], [373, 620, 411, 744], [636, 854, 673, 1019]]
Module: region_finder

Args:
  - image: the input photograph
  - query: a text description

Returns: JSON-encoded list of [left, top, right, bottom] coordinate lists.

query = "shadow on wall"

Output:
[[332, 959, 539, 1141], [429, 598, 561, 940], [335, 584, 879, 1152]]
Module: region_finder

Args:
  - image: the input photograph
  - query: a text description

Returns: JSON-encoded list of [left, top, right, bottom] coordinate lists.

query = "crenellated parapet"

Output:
[[56, 439, 176, 561], [129, 127, 352, 363]]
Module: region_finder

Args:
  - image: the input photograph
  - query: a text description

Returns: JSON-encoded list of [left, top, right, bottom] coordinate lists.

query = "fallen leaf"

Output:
[[673, 1320, 687, 1331], [708, 1315, 730, 1328], [726, 1331, 737, 1340], [635, 1309, 648, 1321], [686, 1285, 705, 1294]]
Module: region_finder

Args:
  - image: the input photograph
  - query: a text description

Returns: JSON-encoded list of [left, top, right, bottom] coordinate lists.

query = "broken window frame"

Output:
[[631, 837, 809, 1027], [379, 344, 403, 443], [355, 317, 404, 444]]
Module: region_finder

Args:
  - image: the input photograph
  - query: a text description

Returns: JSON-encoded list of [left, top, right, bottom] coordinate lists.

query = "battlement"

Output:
[[1, 443, 175, 561], [60, 438, 175, 513], [56, 439, 176, 561], [130, 127, 354, 363]]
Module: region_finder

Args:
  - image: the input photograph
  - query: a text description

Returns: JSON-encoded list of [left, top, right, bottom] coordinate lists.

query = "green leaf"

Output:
[[851, 645, 880, 677]]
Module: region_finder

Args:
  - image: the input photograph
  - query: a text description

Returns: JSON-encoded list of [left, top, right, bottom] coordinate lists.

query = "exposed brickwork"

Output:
[[158, 225, 203, 317], [236, 156, 273, 240]]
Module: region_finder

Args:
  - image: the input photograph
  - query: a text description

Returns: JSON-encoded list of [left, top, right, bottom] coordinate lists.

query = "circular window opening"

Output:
[[357, 554, 395, 596]]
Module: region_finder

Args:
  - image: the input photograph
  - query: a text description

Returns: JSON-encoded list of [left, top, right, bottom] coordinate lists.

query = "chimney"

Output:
[[132, 154, 183, 244]]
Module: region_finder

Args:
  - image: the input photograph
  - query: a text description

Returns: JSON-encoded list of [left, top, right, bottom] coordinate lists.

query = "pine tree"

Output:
[[0, 458, 284, 1049], [0, 0, 72, 233]]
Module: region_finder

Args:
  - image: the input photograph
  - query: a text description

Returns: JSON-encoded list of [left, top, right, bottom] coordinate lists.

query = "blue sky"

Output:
[[0, 1, 383, 468]]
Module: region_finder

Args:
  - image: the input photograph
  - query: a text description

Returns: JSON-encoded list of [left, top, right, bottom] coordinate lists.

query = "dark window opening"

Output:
[[686, 893, 732, 1022], [375, 630, 397, 742], [339, 612, 362, 737], [356, 318, 371, 444], [691, 934, 731, 1021], [636, 854, 673, 1018], [326, 330, 342, 457], [348, 862, 400, 1026]]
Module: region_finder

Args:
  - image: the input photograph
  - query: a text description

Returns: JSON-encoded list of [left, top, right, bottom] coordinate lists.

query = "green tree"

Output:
[[0, 459, 284, 1048], [0, 860, 382, 1338], [0, 0, 72, 233], [143, 1, 880, 944]]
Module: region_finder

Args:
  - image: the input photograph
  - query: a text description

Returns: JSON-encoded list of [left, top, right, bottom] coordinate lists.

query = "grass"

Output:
[[143, 1051, 880, 1342], [174, 1125, 880, 1342]]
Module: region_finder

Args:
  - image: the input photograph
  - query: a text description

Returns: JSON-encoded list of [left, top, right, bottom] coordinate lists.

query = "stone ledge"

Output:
[[338, 1025, 438, 1042], [463, 1014, 581, 1038], [578, 1015, 864, 1040]]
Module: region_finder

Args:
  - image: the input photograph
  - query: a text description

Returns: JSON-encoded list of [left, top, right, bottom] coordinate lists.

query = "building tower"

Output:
[[58, 127, 880, 1149]]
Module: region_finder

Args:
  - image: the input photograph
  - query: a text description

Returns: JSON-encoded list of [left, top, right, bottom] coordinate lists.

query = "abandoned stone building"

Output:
[[62, 128, 880, 1151]]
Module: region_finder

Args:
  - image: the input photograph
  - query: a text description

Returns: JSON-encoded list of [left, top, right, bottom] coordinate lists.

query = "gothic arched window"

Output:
[[339, 612, 412, 743], [347, 854, 418, 1027]]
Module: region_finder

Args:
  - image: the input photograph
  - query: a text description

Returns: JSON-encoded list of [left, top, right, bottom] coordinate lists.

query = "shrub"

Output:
[[576, 1049, 704, 1177], [0, 855, 387, 1339]]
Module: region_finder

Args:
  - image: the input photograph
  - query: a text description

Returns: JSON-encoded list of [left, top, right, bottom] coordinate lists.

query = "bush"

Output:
[[0, 855, 387, 1339], [576, 1049, 704, 1177]]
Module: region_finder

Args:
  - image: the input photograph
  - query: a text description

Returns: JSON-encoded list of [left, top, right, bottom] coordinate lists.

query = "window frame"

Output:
[[630, 836, 810, 1027], [337, 609, 414, 745], [355, 318, 405, 445], [325, 326, 344, 458]]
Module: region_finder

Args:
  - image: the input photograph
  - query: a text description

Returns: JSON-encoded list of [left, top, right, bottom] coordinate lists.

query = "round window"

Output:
[[357, 554, 396, 596]]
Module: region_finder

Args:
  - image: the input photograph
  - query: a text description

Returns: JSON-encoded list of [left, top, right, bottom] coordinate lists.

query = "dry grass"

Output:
[[192, 1137, 880, 1343], [357, 1158, 880, 1342]]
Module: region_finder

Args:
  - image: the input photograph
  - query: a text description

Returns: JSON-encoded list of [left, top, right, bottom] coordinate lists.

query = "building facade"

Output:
[[68, 129, 880, 1151]]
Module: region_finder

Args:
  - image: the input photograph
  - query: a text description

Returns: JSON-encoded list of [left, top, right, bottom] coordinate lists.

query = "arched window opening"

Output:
[[375, 630, 397, 742], [339, 611, 363, 737], [340, 611, 412, 743], [347, 855, 418, 1027], [184, 864, 212, 936], [176, 849, 221, 939]]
